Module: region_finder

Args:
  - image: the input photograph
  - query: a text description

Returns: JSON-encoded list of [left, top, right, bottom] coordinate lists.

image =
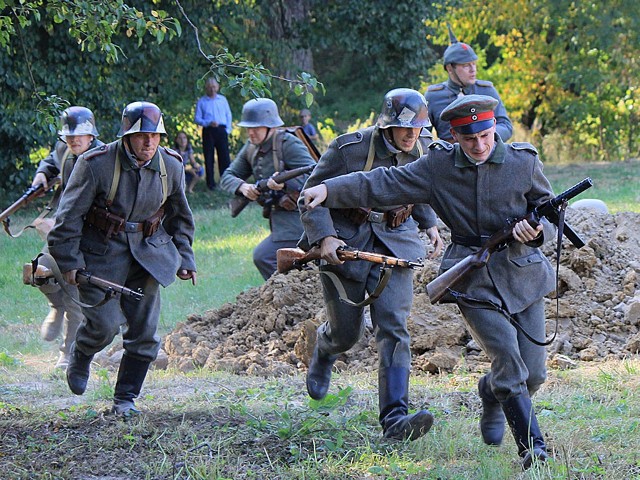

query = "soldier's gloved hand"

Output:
[[302, 184, 328, 209], [425, 226, 444, 259], [64, 269, 78, 285], [267, 174, 285, 191], [238, 182, 260, 201], [177, 269, 197, 286], [320, 236, 346, 264]]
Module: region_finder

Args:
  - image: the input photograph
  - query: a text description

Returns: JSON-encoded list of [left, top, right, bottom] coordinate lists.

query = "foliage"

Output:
[[425, 0, 640, 161]]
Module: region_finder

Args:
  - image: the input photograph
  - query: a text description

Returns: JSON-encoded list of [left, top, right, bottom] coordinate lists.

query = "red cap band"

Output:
[[450, 110, 495, 127]]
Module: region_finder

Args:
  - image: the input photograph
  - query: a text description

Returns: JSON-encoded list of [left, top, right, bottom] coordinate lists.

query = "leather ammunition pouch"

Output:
[[85, 205, 164, 239], [277, 191, 300, 211], [343, 204, 413, 228]]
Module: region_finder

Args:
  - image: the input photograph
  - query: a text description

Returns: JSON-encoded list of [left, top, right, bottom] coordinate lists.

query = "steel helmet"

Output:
[[117, 101, 167, 137], [237, 98, 284, 128], [377, 88, 431, 129], [58, 106, 99, 138]]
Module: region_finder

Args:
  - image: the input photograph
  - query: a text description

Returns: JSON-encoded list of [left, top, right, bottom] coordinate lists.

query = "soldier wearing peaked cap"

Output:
[[48, 101, 196, 416], [299, 88, 444, 441], [301, 94, 555, 468], [424, 23, 513, 142]]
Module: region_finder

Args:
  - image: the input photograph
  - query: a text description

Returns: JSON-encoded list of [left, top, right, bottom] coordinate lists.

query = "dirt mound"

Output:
[[164, 209, 640, 376]]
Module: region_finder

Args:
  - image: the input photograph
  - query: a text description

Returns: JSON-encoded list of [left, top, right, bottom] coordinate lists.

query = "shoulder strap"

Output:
[[59, 147, 72, 188], [107, 147, 121, 207], [159, 154, 168, 205], [272, 130, 285, 172]]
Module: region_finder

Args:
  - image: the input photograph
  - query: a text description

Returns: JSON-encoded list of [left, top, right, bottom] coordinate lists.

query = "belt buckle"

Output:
[[368, 211, 384, 223]]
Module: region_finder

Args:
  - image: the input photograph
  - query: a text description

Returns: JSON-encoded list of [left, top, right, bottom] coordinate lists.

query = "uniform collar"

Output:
[[118, 140, 161, 172], [454, 133, 506, 167]]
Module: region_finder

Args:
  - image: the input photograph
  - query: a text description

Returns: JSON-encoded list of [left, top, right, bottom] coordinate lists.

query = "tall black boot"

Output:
[[478, 375, 506, 445], [306, 342, 337, 400], [113, 354, 151, 416], [66, 342, 94, 395], [501, 393, 549, 469], [379, 367, 434, 441]]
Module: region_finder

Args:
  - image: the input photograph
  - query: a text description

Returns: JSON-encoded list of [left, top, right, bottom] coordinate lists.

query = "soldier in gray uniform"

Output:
[[425, 24, 512, 142], [302, 94, 554, 468], [48, 101, 196, 416], [32, 106, 103, 370], [299, 89, 443, 441], [221, 98, 316, 280]]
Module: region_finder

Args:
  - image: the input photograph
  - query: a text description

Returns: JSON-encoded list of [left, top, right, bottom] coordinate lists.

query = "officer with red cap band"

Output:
[[424, 24, 513, 143]]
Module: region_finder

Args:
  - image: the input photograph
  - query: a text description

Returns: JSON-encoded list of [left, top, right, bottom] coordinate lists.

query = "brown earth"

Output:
[[160, 208, 640, 377]]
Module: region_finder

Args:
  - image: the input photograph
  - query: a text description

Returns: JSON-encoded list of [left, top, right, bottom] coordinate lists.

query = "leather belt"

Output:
[[367, 210, 387, 223], [123, 221, 144, 233], [451, 233, 491, 247]]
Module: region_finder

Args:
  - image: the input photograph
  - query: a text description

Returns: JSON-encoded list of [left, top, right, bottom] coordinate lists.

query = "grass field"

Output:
[[0, 159, 638, 479]]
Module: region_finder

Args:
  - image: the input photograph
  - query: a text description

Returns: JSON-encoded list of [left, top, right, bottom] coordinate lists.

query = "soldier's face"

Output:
[[448, 62, 477, 86], [247, 127, 269, 145], [389, 127, 421, 153], [451, 124, 495, 164], [65, 134, 94, 156], [128, 132, 161, 163]]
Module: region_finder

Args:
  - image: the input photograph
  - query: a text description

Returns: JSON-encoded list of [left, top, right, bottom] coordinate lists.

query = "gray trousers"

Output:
[[316, 251, 414, 370], [459, 298, 547, 401], [253, 234, 299, 280], [75, 258, 161, 362]]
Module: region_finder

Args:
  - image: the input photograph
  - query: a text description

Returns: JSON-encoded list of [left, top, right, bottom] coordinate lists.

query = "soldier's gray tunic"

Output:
[[221, 131, 316, 279], [425, 79, 512, 142], [299, 126, 438, 370], [48, 140, 196, 361], [321, 135, 555, 399]]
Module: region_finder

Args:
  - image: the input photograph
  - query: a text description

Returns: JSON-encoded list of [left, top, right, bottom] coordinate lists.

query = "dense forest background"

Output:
[[1, 0, 639, 195]]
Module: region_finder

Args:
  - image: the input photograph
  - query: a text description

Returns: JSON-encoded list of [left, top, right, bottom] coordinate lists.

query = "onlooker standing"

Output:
[[194, 78, 233, 190], [424, 24, 512, 142], [299, 108, 319, 143], [174, 131, 204, 194]]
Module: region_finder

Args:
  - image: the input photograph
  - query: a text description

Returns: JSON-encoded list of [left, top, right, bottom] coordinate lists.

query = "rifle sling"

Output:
[[446, 204, 569, 347], [32, 253, 117, 309], [3, 187, 61, 238], [320, 266, 393, 308]]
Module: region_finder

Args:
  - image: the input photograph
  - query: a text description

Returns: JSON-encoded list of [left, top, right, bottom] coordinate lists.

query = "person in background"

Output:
[[301, 94, 553, 468], [194, 78, 233, 190], [174, 131, 204, 194], [424, 24, 512, 142], [299, 108, 319, 143], [298, 88, 443, 441], [220, 98, 316, 280], [32, 106, 103, 370], [48, 101, 196, 416]]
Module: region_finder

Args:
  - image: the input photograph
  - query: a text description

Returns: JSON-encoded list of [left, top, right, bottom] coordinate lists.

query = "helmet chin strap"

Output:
[[449, 65, 469, 93], [124, 135, 139, 161], [382, 128, 400, 151]]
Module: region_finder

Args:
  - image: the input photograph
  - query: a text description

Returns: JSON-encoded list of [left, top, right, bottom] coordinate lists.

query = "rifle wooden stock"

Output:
[[1, 177, 61, 224], [426, 177, 593, 304], [229, 164, 315, 217], [23, 263, 144, 301], [276, 246, 423, 274]]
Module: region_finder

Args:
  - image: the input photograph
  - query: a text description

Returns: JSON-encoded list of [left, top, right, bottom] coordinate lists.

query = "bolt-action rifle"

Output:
[[1, 178, 61, 234], [426, 177, 593, 304], [229, 165, 315, 218], [23, 263, 144, 301], [276, 245, 424, 274]]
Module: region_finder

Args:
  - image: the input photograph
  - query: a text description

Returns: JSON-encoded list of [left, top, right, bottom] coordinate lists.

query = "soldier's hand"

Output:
[[64, 269, 78, 285], [512, 219, 543, 243], [302, 184, 328, 209], [425, 226, 444, 259], [266, 173, 284, 191], [238, 182, 260, 201], [320, 236, 346, 264], [31, 173, 49, 194], [177, 269, 197, 285]]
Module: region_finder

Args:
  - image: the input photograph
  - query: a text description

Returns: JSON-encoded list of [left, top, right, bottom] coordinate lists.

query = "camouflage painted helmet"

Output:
[[442, 23, 478, 66], [117, 101, 167, 137], [58, 106, 99, 138], [377, 88, 431, 129], [237, 98, 284, 128]]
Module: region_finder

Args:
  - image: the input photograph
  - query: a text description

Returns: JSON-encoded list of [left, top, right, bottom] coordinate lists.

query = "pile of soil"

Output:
[[164, 208, 640, 376]]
